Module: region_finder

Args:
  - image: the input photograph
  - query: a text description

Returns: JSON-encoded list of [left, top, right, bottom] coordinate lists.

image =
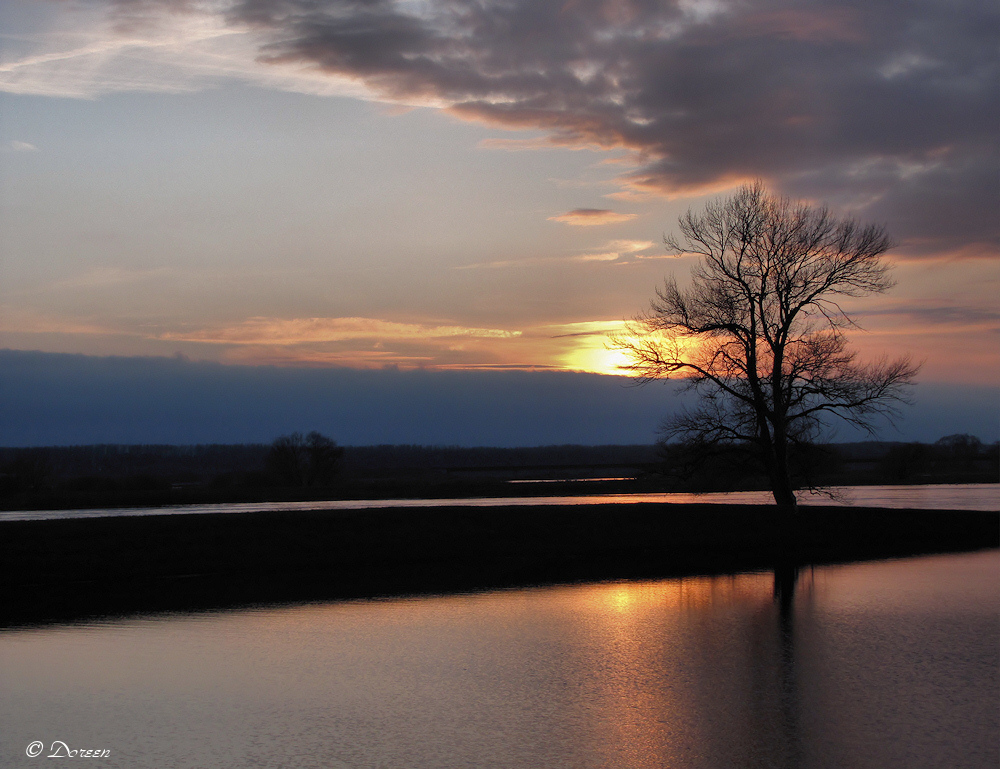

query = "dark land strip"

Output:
[[1, 502, 997, 628], [3, 439, 997, 513]]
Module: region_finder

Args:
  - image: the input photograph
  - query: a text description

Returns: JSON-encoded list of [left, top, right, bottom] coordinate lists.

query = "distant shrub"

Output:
[[267, 432, 345, 487]]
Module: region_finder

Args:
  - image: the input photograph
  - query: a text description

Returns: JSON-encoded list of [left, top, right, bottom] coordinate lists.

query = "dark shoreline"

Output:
[[1, 502, 996, 628]]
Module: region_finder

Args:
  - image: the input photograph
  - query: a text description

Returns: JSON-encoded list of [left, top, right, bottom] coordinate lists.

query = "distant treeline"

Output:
[[656, 434, 999, 493], [0, 442, 662, 492], [0, 434, 995, 509]]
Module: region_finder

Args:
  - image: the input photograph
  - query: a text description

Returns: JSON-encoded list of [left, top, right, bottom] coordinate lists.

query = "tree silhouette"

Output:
[[267, 432, 344, 487], [612, 182, 919, 511], [303, 431, 345, 486]]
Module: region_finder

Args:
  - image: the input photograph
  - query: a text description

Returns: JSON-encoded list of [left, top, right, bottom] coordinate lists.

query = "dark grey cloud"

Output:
[[859, 305, 1000, 326], [0, 349, 682, 445], [214, 0, 997, 254], [1, 350, 995, 445]]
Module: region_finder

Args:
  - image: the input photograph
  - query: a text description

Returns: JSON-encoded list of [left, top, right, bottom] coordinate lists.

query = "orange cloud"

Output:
[[458, 239, 654, 269], [614, 173, 759, 202], [548, 208, 638, 226], [744, 8, 865, 43], [220, 346, 435, 368], [0, 308, 118, 336], [188, 317, 643, 374], [159, 317, 521, 345], [477, 136, 580, 151]]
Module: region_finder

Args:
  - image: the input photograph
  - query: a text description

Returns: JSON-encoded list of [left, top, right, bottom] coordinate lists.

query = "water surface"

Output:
[[1, 482, 996, 521], [1, 551, 996, 768]]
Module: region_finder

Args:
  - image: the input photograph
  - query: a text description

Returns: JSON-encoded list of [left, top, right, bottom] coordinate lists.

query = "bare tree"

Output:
[[611, 182, 919, 511]]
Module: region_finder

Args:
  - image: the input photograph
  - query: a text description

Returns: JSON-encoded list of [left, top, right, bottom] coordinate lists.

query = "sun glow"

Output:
[[546, 320, 704, 377], [564, 343, 635, 376]]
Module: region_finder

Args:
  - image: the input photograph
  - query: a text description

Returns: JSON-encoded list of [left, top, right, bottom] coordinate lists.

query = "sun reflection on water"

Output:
[[0, 555, 995, 768]]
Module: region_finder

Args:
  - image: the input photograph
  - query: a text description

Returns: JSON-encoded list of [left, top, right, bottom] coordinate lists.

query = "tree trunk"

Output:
[[768, 418, 798, 515], [765, 430, 800, 569], [769, 468, 797, 512], [760, 443, 797, 514]]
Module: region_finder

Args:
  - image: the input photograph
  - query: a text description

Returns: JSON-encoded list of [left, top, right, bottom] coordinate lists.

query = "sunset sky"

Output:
[[0, 0, 997, 444]]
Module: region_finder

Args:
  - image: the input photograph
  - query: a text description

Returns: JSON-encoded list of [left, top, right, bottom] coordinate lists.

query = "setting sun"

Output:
[[563, 341, 635, 376]]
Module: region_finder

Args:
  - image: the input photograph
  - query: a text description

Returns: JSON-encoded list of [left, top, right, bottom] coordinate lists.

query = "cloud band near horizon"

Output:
[[0, 349, 995, 446]]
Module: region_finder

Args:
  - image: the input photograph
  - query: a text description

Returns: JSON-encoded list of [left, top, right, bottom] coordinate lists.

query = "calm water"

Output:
[[1, 483, 996, 521], [1, 551, 996, 768]]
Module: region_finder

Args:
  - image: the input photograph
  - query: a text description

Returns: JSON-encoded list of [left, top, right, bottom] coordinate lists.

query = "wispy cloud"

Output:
[[856, 305, 1000, 330], [430, 362, 561, 371], [0, 3, 374, 100], [42, 267, 173, 292], [548, 209, 638, 226], [2, 140, 38, 152], [459, 239, 654, 269], [219, 346, 436, 368], [478, 137, 566, 152], [0, 309, 116, 337], [542, 320, 626, 339], [0, 307, 640, 375], [478, 136, 611, 153], [458, 253, 616, 269], [173, 316, 640, 373], [606, 240, 655, 254], [158, 317, 522, 345]]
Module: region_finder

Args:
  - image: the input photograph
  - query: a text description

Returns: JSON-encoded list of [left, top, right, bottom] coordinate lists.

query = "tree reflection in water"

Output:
[[774, 561, 803, 769]]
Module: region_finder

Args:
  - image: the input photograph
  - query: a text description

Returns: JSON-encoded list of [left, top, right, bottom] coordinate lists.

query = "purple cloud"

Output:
[[109, 0, 998, 255]]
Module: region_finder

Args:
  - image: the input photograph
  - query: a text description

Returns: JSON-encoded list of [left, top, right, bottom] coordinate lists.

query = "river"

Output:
[[0, 550, 996, 768], [1, 482, 996, 522]]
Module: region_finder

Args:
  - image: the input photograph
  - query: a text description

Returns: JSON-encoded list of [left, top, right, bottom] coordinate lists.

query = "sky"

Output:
[[0, 0, 997, 444]]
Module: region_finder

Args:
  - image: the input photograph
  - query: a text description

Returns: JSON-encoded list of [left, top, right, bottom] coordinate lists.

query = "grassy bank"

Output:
[[1, 502, 996, 627]]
